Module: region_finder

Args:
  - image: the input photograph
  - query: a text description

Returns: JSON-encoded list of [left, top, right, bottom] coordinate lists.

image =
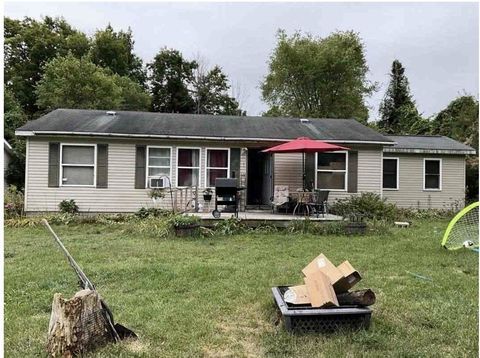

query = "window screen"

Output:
[[383, 158, 398, 189], [424, 159, 441, 189], [61, 145, 95, 186]]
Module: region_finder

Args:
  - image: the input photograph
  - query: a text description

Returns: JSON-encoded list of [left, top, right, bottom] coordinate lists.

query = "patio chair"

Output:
[[271, 185, 290, 213], [308, 190, 330, 218]]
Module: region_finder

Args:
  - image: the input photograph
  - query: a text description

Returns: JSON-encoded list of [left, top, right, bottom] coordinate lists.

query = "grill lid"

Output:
[[215, 178, 238, 188]]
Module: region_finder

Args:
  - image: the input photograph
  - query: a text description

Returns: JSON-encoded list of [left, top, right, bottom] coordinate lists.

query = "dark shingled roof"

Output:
[[16, 109, 394, 144], [385, 135, 476, 154]]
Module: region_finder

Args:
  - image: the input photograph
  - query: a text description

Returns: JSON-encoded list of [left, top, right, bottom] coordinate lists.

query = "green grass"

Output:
[[4, 220, 478, 357]]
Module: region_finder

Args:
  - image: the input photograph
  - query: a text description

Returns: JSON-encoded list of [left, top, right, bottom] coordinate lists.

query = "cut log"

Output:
[[46, 289, 114, 357], [337, 289, 376, 306]]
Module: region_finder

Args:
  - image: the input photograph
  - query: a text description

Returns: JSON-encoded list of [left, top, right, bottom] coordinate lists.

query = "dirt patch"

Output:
[[202, 303, 274, 357], [125, 339, 149, 354]]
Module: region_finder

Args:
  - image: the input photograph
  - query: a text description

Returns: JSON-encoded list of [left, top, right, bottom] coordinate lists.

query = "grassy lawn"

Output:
[[4, 219, 478, 357]]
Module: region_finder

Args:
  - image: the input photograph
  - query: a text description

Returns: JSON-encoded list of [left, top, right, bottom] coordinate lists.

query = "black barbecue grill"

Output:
[[212, 178, 243, 218]]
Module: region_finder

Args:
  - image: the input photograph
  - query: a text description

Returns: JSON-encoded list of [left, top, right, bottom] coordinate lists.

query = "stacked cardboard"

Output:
[[284, 253, 362, 308]]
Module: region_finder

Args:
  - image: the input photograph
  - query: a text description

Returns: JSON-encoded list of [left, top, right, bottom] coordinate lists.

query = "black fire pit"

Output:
[[272, 286, 372, 333]]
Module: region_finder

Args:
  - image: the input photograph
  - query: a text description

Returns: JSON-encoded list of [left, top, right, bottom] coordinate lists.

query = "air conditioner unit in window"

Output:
[[149, 177, 168, 188]]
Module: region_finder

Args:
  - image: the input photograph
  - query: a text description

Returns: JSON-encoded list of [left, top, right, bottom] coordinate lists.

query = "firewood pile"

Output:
[[282, 253, 375, 308]]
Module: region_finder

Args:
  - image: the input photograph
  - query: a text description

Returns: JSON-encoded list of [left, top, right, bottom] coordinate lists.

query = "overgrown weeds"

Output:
[[4, 185, 24, 219], [330, 192, 398, 222]]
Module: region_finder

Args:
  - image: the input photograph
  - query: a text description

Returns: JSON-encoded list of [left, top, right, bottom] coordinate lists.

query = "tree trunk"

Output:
[[46, 289, 113, 357], [337, 289, 376, 306]]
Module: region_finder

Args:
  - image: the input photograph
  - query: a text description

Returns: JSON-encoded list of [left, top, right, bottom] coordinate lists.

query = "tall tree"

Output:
[[431, 95, 479, 149], [89, 24, 147, 87], [261, 30, 375, 123], [148, 48, 197, 113], [378, 60, 422, 134], [35, 54, 150, 111], [192, 64, 243, 115], [4, 16, 90, 116]]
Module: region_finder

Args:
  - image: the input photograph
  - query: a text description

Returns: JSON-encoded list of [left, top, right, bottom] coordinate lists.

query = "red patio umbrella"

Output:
[[262, 137, 349, 190]]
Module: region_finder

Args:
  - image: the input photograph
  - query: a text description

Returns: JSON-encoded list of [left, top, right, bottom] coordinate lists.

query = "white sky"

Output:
[[4, 2, 479, 119]]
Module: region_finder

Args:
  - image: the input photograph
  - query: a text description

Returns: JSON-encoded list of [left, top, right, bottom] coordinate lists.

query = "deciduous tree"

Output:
[[192, 64, 242, 115], [90, 24, 147, 87], [148, 48, 197, 113], [261, 30, 375, 123], [4, 16, 90, 116], [35, 54, 150, 111]]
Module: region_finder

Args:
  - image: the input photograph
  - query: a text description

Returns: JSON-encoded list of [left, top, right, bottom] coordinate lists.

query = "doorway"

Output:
[[247, 148, 273, 207]]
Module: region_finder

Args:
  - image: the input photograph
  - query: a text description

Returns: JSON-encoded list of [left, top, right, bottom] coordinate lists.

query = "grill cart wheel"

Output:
[[212, 209, 221, 218]]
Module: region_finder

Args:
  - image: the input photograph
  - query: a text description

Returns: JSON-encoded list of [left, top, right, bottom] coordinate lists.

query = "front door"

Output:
[[247, 148, 273, 207]]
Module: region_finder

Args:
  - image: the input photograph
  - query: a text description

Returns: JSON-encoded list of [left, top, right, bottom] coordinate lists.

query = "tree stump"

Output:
[[46, 289, 114, 357]]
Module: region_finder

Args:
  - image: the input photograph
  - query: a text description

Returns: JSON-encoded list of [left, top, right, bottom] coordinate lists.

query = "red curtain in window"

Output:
[[208, 150, 228, 167]]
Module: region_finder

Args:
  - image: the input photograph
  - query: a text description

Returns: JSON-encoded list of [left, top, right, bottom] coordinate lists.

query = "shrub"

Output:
[[170, 214, 200, 228], [330, 192, 398, 222], [58, 199, 79, 214], [213, 217, 246, 235], [4, 185, 24, 219], [135, 207, 170, 219], [287, 218, 315, 234]]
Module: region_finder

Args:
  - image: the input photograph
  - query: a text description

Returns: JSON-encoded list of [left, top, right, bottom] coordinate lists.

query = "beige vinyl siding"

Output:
[[382, 153, 465, 209], [273, 147, 383, 202], [25, 137, 247, 213]]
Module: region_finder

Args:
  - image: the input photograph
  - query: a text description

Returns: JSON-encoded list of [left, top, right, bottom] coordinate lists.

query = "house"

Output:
[[15, 109, 476, 214], [4, 139, 14, 187]]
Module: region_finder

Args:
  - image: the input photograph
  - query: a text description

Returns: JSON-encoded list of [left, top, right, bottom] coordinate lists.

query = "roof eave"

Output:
[[15, 130, 395, 145], [384, 147, 476, 155]]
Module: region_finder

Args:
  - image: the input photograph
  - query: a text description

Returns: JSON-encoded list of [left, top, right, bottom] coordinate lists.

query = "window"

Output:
[[206, 149, 230, 187], [424, 159, 442, 190], [177, 148, 200, 187], [60, 144, 96, 186], [147, 147, 171, 188], [315, 152, 348, 191], [383, 158, 399, 190]]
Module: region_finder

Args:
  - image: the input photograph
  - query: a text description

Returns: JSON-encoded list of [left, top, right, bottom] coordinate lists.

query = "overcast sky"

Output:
[[5, 2, 479, 119]]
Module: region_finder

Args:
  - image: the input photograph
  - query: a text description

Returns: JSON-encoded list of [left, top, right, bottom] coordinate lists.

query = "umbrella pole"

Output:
[[302, 152, 305, 191]]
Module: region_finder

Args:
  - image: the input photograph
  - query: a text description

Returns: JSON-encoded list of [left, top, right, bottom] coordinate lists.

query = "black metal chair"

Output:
[[308, 190, 330, 218]]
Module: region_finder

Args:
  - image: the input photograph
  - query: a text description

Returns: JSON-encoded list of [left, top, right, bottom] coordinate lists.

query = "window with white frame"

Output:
[[383, 158, 399, 190], [177, 148, 200, 187], [61, 144, 96, 186], [424, 159, 442, 190], [206, 149, 229, 187], [316, 152, 348, 190], [147, 147, 171, 187]]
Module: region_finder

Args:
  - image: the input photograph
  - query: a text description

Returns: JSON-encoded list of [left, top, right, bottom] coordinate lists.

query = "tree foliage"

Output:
[[261, 30, 375, 123], [192, 65, 242, 115], [378, 60, 424, 134], [431, 95, 479, 150], [35, 54, 150, 111], [4, 89, 27, 142], [4, 16, 90, 116], [4, 90, 27, 188], [148, 48, 197, 113], [90, 24, 147, 87]]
